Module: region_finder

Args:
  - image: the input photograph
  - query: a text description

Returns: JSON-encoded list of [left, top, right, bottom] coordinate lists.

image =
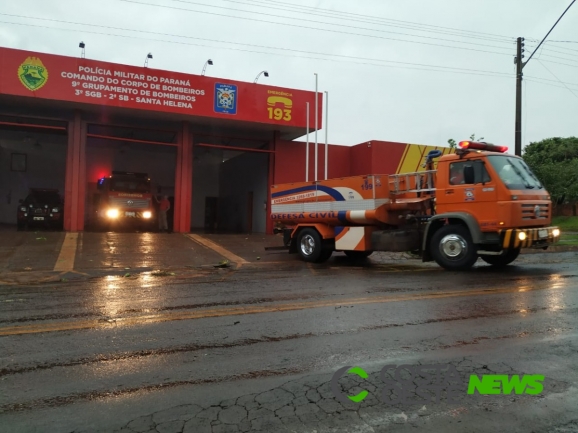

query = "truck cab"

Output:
[[421, 141, 560, 269]]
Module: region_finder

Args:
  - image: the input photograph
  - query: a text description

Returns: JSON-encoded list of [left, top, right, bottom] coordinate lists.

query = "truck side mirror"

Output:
[[463, 166, 475, 184]]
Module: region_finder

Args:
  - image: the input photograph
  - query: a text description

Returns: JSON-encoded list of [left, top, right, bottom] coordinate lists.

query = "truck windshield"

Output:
[[110, 178, 150, 193], [486, 155, 543, 190]]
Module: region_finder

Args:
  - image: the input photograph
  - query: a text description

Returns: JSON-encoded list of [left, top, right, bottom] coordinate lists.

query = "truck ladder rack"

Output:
[[388, 170, 437, 195]]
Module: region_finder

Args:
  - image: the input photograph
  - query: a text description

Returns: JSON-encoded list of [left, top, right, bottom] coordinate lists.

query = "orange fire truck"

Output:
[[92, 171, 155, 230], [271, 141, 561, 270]]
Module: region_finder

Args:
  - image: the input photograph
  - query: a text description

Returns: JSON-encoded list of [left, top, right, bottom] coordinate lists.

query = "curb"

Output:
[[522, 246, 578, 254], [0, 271, 64, 286]]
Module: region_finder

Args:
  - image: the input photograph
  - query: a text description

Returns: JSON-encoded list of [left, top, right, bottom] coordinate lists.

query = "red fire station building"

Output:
[[0, 47, 452, 233]]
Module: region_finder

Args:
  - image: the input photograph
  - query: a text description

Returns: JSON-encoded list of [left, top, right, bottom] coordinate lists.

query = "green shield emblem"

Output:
[[18, 57, 49, 91]]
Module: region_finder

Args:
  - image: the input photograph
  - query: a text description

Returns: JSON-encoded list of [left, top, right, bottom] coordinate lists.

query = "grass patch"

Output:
[[552, 216, 578, 231], [558, 233, 578, 246]]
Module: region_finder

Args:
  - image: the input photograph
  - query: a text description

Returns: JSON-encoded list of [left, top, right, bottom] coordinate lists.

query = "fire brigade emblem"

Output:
[[18, 57, 49, 91], [214, 83, 238, 115]]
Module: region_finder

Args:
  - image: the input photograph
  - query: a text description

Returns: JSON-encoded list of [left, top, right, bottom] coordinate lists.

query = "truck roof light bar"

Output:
[[459, 141, 508, 153]]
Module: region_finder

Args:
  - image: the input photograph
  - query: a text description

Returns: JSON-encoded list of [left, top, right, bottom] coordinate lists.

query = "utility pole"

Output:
[[513, 0, 576, 157], [514, 37, 524, 157]]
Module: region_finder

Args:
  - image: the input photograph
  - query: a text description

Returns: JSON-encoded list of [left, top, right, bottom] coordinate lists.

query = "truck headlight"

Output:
[[106, 209, 119, 218], [20, 207, 27, 212], [518, 232, 527, 241], [143, 211, 152, 219], [52, 208, 59, 213], [553, 229, 560, 237]]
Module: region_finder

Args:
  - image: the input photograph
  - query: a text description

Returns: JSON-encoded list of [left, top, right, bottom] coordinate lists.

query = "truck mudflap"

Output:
[[500, 226, 560, 249]]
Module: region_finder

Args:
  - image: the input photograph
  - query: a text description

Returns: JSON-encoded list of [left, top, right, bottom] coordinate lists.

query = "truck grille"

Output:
[[521, 203, 549, 220], [110, 197, 150, 209]]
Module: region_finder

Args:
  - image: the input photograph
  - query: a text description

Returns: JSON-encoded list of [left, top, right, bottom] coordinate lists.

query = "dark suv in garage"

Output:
[[17, 189, 64, 230]]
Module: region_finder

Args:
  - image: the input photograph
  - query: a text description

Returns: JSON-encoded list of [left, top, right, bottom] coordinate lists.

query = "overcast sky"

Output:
[[1, 0, 577, 150]]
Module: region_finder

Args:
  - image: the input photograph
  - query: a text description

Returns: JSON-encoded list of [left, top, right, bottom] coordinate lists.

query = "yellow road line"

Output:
[[53, 233, 79, 272], [0, 283, 571, 337], [185, 234, 249, 268]]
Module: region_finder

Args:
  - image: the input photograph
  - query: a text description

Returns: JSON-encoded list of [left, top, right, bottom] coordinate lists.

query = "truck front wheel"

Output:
[[430, 225, 478, 271], [297, 228, 332, 263], [480, 248, 520, 267]]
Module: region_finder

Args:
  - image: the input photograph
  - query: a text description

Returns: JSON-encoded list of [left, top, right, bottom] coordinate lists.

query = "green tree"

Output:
[[523, 137, 578, 204]]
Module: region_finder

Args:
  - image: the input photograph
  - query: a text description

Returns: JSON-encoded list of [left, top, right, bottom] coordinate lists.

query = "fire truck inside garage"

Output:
[[84, 123, 178, 232]]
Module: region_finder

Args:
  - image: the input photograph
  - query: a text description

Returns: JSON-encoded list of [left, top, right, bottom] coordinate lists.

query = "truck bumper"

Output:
[[499, 226, 561, 249]]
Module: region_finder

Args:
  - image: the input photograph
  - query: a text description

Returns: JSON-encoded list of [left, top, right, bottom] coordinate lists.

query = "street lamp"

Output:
[[254, 71, 269, 83], [145, 53, 153, 67], [201, 59, 213, 76], [79, 41, 85, 58]]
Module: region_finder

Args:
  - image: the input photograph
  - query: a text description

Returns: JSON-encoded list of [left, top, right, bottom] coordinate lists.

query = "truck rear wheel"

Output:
[[297, 228, 332, 263], [480, 248, 520, 267], [344, 250, 373, 260], [430, 225, 478, 271]]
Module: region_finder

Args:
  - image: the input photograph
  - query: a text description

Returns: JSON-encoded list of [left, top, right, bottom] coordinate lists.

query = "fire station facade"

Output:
[[0, 47, 452, 233]]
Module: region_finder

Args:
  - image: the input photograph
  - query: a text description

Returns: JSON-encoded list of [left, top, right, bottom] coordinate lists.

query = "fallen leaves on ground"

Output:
[[151, 270, 176, 277]]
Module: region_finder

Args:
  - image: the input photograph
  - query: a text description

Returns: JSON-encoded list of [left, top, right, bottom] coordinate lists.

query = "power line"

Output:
[[525, 77, 578, 92], [524, 48, 578, 64], [525, 75, 578, 88], [525, 76, 578, 88], [121, 0, 515, 57], [232, 0, 515, 42], [524, 0, 577, 66], [0, 14, 512, 76], [4, 12, 575, 80], [5, 13, 576, 84], [537, 41, 578, 53], [525, 43, 578, 59], [166, 0, 516, 50], [224, 0, 516, 44], [515, 0, 576, 156], [537, 59, 578, 99], [535, 58, 578, 69], [0, 19, 517, 80]]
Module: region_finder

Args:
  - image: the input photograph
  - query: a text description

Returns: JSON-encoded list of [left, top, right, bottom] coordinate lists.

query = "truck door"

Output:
[[437, 159, 499, 231]]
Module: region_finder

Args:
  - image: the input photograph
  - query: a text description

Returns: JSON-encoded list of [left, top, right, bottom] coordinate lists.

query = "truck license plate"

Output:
[[539, 229, 548, 239], [125, 212, 135, 217], [33, 217, 44, 221]]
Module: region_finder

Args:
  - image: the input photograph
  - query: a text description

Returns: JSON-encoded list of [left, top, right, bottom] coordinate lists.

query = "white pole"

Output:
[[324, 91, 328, 180], [314, 73, 318, 182], [306, 102, 309, 182]]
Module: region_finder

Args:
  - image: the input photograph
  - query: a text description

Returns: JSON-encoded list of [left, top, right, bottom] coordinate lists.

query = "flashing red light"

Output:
[[458, 141, 507, 153]]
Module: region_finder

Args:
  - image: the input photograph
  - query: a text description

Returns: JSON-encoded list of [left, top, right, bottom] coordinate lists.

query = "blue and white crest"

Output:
[[214, 83, 238, 115]]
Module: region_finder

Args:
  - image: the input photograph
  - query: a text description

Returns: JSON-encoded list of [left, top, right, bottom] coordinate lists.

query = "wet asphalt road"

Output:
[[1, 251, 577, 433]]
